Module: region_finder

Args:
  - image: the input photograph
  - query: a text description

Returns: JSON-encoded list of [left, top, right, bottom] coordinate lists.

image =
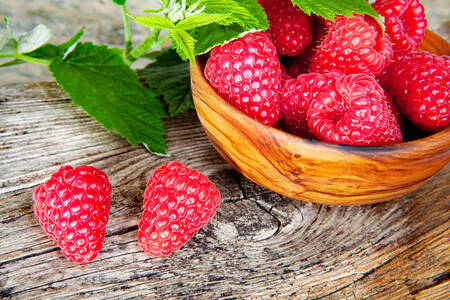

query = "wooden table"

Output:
[[1, 82, 449, 299]]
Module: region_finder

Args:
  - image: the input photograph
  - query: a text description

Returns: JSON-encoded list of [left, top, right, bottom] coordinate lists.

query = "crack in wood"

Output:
[[0, 212, 32, 224], [255, 200, 282, 237], [311, 226, 447, 299], [0, 287, 14, 298], [5, 250, 148, 296], [0, 246, 60, 268], [409, 270, 450, 295], [235, 173, 248, 201], [105, 225, 139, 238]]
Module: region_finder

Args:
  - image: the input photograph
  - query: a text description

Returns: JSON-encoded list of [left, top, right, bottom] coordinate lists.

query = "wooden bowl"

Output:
[[190, 30, 450, 205]]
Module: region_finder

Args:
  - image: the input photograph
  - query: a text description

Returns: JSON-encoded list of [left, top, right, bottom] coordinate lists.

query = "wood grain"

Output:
[[190, 30, 450, 205], [0, 82, 449, 299]]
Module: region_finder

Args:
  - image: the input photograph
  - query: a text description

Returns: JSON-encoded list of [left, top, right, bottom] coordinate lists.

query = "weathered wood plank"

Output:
[[0, 82, 449, 299]]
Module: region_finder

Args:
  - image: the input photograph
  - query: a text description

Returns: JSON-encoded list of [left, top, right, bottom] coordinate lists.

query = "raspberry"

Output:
[[287, 45, 317, 78], [204, 32, 282, 126], [287, 16, 331, 77], [258, 0, 313, 56], [138, 161, 221, 256], [372, 0, 427, 53], [378, 51, 449, 131], [307, 72, 402, 146], [280, 63, 293, 85], [33, 165, 112, 263], [281, 72, 341, 138], [309, 15, 393, 76]]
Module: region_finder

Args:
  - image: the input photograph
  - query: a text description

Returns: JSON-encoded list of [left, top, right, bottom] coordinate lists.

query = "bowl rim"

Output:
[[191, 58, 450, 156]]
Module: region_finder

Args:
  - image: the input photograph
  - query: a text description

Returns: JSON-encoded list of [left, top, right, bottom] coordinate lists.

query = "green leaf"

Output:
[[175, 13, 232, 30], [25, 28, 84, 60], [291, 0, 379, 21], [112, 0, 127, 5], [0, 23, 51, 54], [49, 42, 167, 154], [17, 24, 51, 53], [131, 0, 268, 62], [131, 15, 176, 30], [170, 28, 196, 63], [142, 48, 183, 66], [138, 48, 193, 117], [184, 0, 268, 55], [0, 38, 17, 55], [0, 58, 24, 67], [58, 27, 84, 58], [192, 0, 268, 30], [25, 44, 59, 60], [235, 0, 269, 29], [143, 8, 165, 14], [0, 19, 15, 53], [189, 22, 245, 55]]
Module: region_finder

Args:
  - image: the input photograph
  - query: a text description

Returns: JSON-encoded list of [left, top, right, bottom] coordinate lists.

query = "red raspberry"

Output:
[[281, 72, 341, 138], [372, 0, 427, 53], [287, 16, 331, 77], [204, 32, 282, 126], [280, 63, 293, 86], [309, 15, 393, 76], [287, 45, 318, 78], [33, 165, 112, 263], [307, 73, 403, 146], [138, 161, 221, 256], [379, 51, 449, 131], [258, 0, 313, 56]]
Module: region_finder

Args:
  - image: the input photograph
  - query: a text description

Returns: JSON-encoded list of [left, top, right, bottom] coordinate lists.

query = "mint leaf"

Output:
[[291, 0, 379, 21], [138, 48, 193, 117], [49, 42, 167, 154]]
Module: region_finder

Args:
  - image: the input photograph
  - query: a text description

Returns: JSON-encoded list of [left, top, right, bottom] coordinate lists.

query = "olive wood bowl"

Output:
[[190, 30, 450, 205]]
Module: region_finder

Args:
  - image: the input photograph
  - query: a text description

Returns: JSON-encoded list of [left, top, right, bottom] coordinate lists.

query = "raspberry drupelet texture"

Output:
[[204, 32, 282, 126], [138, 161, 221, 256], [307, 72, 403, 146], [258, 0, 313, 56], [372, 0, 427, 53], [281, 72, 341, 138], [287, 16, 331, 78], [33, 165, 112, 263], [379, 51, 449, 131], [309, 15, 393, 76]]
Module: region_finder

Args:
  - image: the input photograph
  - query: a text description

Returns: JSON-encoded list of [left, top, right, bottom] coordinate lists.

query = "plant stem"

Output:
[[156, 33, 171, 48], [121, 4, 132, 59], [0, 53, 50, 65], [129, 29, 161, 60]]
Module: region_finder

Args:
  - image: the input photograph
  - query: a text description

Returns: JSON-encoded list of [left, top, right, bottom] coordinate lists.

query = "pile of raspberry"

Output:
[[204, 0, 449, 146]]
